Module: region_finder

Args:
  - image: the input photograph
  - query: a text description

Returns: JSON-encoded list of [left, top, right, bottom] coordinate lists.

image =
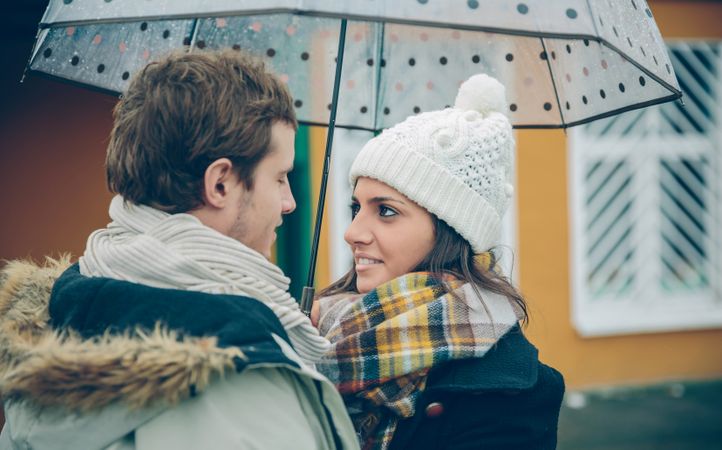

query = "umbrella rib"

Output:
[[372, 22, 386, 131], [540, 38, 566, 128], [187, 18, 200, 52], [301, 18, 348, 314]]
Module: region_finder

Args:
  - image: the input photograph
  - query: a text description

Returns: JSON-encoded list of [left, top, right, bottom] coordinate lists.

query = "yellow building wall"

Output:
[[518, 1, 722, 388]]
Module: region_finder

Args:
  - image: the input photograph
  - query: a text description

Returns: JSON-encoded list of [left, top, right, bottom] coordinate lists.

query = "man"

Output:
[[0, 50, 358, 449]]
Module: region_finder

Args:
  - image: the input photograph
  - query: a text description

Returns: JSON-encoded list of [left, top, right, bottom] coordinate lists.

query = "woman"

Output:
[[313, 74, 565, 450]]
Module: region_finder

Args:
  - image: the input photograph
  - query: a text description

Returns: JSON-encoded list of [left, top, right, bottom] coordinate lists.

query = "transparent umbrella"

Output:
[[28, 0, 683, 312]]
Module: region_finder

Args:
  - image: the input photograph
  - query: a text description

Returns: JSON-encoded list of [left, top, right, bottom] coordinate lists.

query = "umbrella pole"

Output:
[[299, 19, 348, 316]]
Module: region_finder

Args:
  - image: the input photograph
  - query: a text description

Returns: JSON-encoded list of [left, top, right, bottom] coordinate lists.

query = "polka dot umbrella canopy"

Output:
[[31, 0, 681, 130], [28, 0, 682, 312]]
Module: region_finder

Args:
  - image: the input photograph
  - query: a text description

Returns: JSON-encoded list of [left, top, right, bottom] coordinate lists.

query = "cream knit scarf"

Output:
[[80, 196, 330, 364]]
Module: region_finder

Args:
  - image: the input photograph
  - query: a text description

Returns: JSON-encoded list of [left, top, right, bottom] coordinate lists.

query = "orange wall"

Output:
[[0, 73, 115, 262], [518, 1, 722, 388]]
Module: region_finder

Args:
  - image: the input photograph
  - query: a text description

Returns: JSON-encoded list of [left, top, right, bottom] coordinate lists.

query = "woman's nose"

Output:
[[344, 214, 372, 246]]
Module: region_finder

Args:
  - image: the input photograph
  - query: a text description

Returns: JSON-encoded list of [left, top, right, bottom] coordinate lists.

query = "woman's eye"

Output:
[[379, 205, 398, 217], [350, 203, 360, 219]]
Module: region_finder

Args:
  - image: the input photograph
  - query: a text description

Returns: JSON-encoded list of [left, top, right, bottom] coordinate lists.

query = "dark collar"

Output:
[[426, 326, 539, 392], [50, 264, 296, 370]]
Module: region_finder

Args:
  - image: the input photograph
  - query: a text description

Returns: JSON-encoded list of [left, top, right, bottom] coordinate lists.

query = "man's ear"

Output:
[[202, 158, 238, 208]]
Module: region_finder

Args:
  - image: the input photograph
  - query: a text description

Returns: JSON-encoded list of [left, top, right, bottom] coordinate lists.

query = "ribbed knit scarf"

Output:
[[80, 195, 330, 364], [315, 257, 524, 450]]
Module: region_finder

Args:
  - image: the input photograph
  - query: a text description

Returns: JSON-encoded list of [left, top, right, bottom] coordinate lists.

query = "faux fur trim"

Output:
[[0, 257, 243, 412]]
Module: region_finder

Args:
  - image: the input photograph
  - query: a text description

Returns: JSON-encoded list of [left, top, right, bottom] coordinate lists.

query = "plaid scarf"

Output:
[[316, 254, 524, 450]]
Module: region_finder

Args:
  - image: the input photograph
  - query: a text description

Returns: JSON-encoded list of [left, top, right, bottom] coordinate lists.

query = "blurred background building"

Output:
[[1, 1, 721, 448]]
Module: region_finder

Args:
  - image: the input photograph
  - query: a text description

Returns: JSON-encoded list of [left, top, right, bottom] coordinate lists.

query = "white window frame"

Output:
[[568, 41, 722, 337]]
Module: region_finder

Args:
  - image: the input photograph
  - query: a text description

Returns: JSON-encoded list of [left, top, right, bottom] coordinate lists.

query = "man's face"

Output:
[[227, 121, 296, 258]]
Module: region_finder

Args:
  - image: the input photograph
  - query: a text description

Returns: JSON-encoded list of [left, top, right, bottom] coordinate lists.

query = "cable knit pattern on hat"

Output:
[[350, 74, 514, 253], [80, 196, 330, 365]]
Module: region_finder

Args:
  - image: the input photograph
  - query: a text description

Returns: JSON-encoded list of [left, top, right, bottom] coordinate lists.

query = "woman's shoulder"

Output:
[[426, 327, 563, 394]]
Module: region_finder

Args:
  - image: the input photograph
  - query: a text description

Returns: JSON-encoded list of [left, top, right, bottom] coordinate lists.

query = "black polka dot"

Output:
[[584, 39, 590, 46], [631, 0, 637, 9], [599, 17, 605, 27], [639, 76, 646, 86], [645, 8, 653, 18], [70, 55, 79, 65], [267, 48, 276, 57], [540, 51, 548, 61], [566, 8, 578, 19], [510, 104, 518, 112], [517, 3, 529, 14], [383, 107, 390, 115], [566, 44, 572, 54], [140, 22, 148, 31], [327, 103, 332, 110], [619, 82, 625, 92], [565, 101, 570, 110], [366, 58, 374, 66], [163, 29, 170, 39], [468, 0, 479, 9], [97, 64, 105, 73], [232, 44, 241, 51], [63, 0, 72, 4], [505, 53, 514, 62], [582, 95, 588, 104], [472, 55, 480, 64], [360, 106, 368, 113], [43, 48, 52, 58], [613, 26, 619, 37], [666, 63, 671, 74], [653, 55, 658, 65], [414, 106, 421, 113], [600, 89, 606, 99], [551, 51, 557, 60], [381, 59, 386, 67], [408, 58, 416, 66], [122, 71, 130, 80], [543, 102, 552, 111], [439, 56, 448, 65], [183, 37, 191, 45], [641, 47, 646, 57], [417, 0, 428, 4], [294, 100, 303, 108], [301, 52, 309, 61], [196, 40, 206, 49], [627, 37, 633, 48]]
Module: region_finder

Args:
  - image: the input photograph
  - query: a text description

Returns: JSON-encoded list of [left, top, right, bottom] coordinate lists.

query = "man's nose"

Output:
[[282, 185, 296, 214]]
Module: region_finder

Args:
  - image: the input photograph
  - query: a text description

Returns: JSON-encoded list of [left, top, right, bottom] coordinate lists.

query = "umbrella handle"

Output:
[[301, 18, 347, 316]]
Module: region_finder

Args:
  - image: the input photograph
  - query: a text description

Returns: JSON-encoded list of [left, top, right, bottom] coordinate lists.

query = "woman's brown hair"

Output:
[[318, 215, 528, 325]]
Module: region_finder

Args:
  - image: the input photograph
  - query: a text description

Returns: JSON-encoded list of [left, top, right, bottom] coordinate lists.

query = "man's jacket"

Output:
[[0, 259, 358, 450]]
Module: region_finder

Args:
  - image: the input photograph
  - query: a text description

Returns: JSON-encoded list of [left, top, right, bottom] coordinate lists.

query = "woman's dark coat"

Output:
[[390, 327, 564, 450]]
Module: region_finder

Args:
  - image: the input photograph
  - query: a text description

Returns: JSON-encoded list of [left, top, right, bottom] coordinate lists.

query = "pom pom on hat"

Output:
[[454, 73, 507, 116]]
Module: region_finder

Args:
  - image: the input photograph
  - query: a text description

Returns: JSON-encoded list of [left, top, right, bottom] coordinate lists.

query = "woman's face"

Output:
[[345, 177, 436, 293]]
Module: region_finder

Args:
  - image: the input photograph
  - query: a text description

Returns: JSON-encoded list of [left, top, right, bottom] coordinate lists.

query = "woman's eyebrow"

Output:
[[352, 195, 406, 205]]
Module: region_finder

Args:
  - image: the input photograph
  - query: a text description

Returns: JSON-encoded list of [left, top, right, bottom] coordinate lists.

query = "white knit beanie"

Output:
[[349, 74, 514, 253]]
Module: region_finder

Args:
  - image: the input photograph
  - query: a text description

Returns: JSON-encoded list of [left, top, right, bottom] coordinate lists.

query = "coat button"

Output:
[[425, 402, 444, 418]]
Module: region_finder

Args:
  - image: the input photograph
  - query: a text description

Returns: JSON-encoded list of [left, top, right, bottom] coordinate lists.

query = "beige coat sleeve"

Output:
[[134, 367, 359, 450]]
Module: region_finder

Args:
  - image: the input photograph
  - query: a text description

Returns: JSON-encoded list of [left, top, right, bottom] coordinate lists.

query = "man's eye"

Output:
[[379, 205, 398, 217], [350, 203, 360, 219]]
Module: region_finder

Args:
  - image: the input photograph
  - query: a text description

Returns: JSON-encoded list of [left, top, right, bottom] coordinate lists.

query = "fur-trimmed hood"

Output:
[[0, 257, 286, 412]]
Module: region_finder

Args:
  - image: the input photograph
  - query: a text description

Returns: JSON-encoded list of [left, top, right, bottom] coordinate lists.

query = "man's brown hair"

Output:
[[106, 49, 298, 213]]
